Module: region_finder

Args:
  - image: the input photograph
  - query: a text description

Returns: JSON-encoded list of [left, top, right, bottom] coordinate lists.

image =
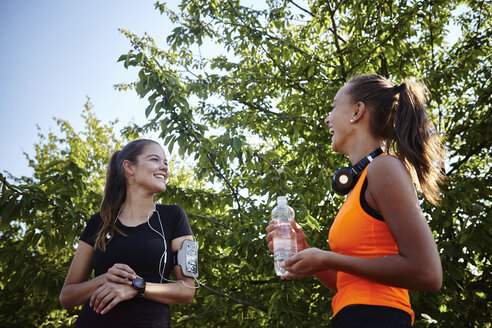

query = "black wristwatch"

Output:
[[132, 278, 146, 298]]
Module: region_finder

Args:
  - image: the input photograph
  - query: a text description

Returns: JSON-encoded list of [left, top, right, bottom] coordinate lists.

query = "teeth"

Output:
[[154, 174, 165, 180]]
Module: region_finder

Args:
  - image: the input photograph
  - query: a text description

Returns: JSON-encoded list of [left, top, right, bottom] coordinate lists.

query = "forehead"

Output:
[[333, 85, 352, 104], [141, 143, 166, 158]]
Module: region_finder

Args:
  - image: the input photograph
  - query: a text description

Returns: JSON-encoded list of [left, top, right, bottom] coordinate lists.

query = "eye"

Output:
[[150, 157, 158, 162]]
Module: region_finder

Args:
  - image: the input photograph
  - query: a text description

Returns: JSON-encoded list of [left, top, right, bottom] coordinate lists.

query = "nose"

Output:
[[324, 114, 330, 125], [160, 162, 169, 171]]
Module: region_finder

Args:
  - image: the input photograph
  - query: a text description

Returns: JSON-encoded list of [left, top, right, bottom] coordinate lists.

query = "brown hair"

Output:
[[347, 74, 446, 205], [95, 139, 160, 251]]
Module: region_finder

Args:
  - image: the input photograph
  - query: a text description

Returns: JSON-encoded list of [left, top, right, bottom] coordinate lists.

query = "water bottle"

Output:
[[272, 196, 297, 276]]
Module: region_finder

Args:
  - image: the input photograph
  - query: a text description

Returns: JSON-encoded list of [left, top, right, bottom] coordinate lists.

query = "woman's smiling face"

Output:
[[130, 142, 169, 194], [324, 85, 356, 154]]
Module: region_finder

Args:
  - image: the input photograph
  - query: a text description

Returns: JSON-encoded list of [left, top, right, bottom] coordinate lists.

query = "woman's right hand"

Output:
[[104, 263, 138, 286], [266, 219, 310, 252]]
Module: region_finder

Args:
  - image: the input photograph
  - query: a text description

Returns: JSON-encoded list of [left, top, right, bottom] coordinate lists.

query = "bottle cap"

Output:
[[277, 196, 287, 205]]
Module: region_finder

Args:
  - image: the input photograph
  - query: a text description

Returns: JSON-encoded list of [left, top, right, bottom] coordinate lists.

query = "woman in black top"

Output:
[[60, 139, 195, 328]]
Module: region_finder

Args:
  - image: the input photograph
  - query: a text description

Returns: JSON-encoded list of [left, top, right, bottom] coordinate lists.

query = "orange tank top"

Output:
[[328, 163, 415, 323]]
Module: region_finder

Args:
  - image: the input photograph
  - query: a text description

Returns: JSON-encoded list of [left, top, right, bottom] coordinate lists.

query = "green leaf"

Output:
[[145, 104, 153, 118], [124, 50, 133, 68], [232, 137, 242, 152]]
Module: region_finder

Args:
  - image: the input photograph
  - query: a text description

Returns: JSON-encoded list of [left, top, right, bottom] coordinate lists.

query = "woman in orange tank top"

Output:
[[266, 74, 446, 327]]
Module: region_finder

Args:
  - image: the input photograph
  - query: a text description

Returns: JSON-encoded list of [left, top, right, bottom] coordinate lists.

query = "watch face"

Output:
[[133, 278, 145, 289]]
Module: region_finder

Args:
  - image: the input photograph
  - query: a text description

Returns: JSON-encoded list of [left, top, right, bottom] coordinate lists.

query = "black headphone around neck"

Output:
[[332, 148, 383, 195]]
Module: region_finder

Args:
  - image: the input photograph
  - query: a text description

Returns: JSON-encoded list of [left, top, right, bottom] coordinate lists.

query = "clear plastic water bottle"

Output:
[[272, 196, 297, 276]]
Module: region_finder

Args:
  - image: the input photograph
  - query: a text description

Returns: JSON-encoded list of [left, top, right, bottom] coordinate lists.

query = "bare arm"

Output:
[[362, 156, 442, 290], [314, 269, 337, 291], [283, 156, 442, 291], [143, 235, 196, 304], [59, 241, 137, 309]]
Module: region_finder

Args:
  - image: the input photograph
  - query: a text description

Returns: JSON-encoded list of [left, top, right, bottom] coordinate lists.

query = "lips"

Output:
[[154, 174, 167, 181]]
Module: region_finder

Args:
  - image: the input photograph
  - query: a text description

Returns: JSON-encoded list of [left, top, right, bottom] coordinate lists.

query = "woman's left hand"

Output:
[[90, 281, 137, 315], [281, 247, 330, 279]]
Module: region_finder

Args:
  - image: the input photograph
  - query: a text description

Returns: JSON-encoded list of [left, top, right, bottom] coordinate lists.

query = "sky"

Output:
[[0, 0, 179, 178]]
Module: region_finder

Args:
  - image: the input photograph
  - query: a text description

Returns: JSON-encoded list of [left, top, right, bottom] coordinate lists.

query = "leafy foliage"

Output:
[[1, 1, 490, 327], [0, 100, 125, 327]]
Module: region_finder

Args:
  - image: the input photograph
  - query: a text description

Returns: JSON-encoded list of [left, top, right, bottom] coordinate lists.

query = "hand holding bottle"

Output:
[[281, 247, 332, 279], [266, 219, 309, 252]]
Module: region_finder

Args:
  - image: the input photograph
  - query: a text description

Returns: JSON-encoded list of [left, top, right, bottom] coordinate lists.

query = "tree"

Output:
[[116, 0, 491, 327], [0, 100, 127, 327], [1, 1, 490, 327]]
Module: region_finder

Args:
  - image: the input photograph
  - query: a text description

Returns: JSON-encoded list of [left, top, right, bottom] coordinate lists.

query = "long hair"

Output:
[[95, 139, 160, 251], [347, 74, 446, 205]]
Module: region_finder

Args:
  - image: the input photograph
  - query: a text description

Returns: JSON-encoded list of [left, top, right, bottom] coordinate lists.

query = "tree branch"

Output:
[[325, 0, 347, 79], [345, 6, 419, 76], [220, 1, 318, 96], [238, 99, 311, 120], [186, 211, 234, 231], [287, 0, 315, 17], [255, 154, 280, 177], [200, 283, 268, 311], [177, 307, 225, 321], [259, 43, 314, 96], [217, 3, 325, 64], [446, 140, 491, 176], [0, 174, 22, 194], [0, 174, 57, 209]]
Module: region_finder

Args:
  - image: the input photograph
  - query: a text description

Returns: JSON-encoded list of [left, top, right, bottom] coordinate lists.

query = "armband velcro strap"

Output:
[[172, 251, 178, 266]]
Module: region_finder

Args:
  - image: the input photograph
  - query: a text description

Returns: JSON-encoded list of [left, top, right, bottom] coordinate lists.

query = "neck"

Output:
[[346, 136, 383, 166], [338, 115, 383, 165], [119, 189, 156, 225]]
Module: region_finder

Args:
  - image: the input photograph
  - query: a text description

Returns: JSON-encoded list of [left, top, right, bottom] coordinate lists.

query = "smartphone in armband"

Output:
[[173, 239, 199, 278]]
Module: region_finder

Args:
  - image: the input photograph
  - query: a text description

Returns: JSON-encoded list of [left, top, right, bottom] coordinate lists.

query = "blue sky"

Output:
[[0, 0, 178, 177]]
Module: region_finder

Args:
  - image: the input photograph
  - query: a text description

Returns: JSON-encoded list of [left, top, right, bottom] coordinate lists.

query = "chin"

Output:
[[151, 184, 167, 194], [331, 141, 339, 153], [331, 137, 344, 154]]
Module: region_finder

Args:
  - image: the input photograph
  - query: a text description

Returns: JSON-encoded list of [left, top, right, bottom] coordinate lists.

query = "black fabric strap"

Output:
[[172, 251, 178, 266], [360, 178, 384, 221]]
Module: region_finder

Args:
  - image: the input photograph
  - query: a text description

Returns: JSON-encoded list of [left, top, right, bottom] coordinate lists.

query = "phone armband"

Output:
[[173, 239, 199, 278]]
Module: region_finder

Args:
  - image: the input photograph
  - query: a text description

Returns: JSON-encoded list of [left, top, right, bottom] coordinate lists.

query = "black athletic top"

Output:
[[74, 204, 193, 328]]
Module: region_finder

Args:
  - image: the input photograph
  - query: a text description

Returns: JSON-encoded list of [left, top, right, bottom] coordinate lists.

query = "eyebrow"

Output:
[[146, 154, 167, 160]]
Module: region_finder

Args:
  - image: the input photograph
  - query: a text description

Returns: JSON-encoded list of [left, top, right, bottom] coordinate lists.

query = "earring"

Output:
[[350, 118, 354, 123]]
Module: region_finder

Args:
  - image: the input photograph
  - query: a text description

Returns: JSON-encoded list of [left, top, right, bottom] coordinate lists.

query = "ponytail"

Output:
[[95, 150, 127, 252], [95, 139, 160, 251], [347, 74, 446, 205], [391, 80, 446, 205]]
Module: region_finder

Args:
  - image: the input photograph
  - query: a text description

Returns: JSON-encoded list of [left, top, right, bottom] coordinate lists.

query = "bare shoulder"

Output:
[[367, 156, 416, 208], [367, 155, 411, 182], [366, 155, 416, 199]]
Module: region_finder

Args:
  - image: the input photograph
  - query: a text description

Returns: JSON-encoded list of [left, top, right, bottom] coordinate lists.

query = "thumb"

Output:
[[283, 252, 298, 267], [290, 219, 303, 232]]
